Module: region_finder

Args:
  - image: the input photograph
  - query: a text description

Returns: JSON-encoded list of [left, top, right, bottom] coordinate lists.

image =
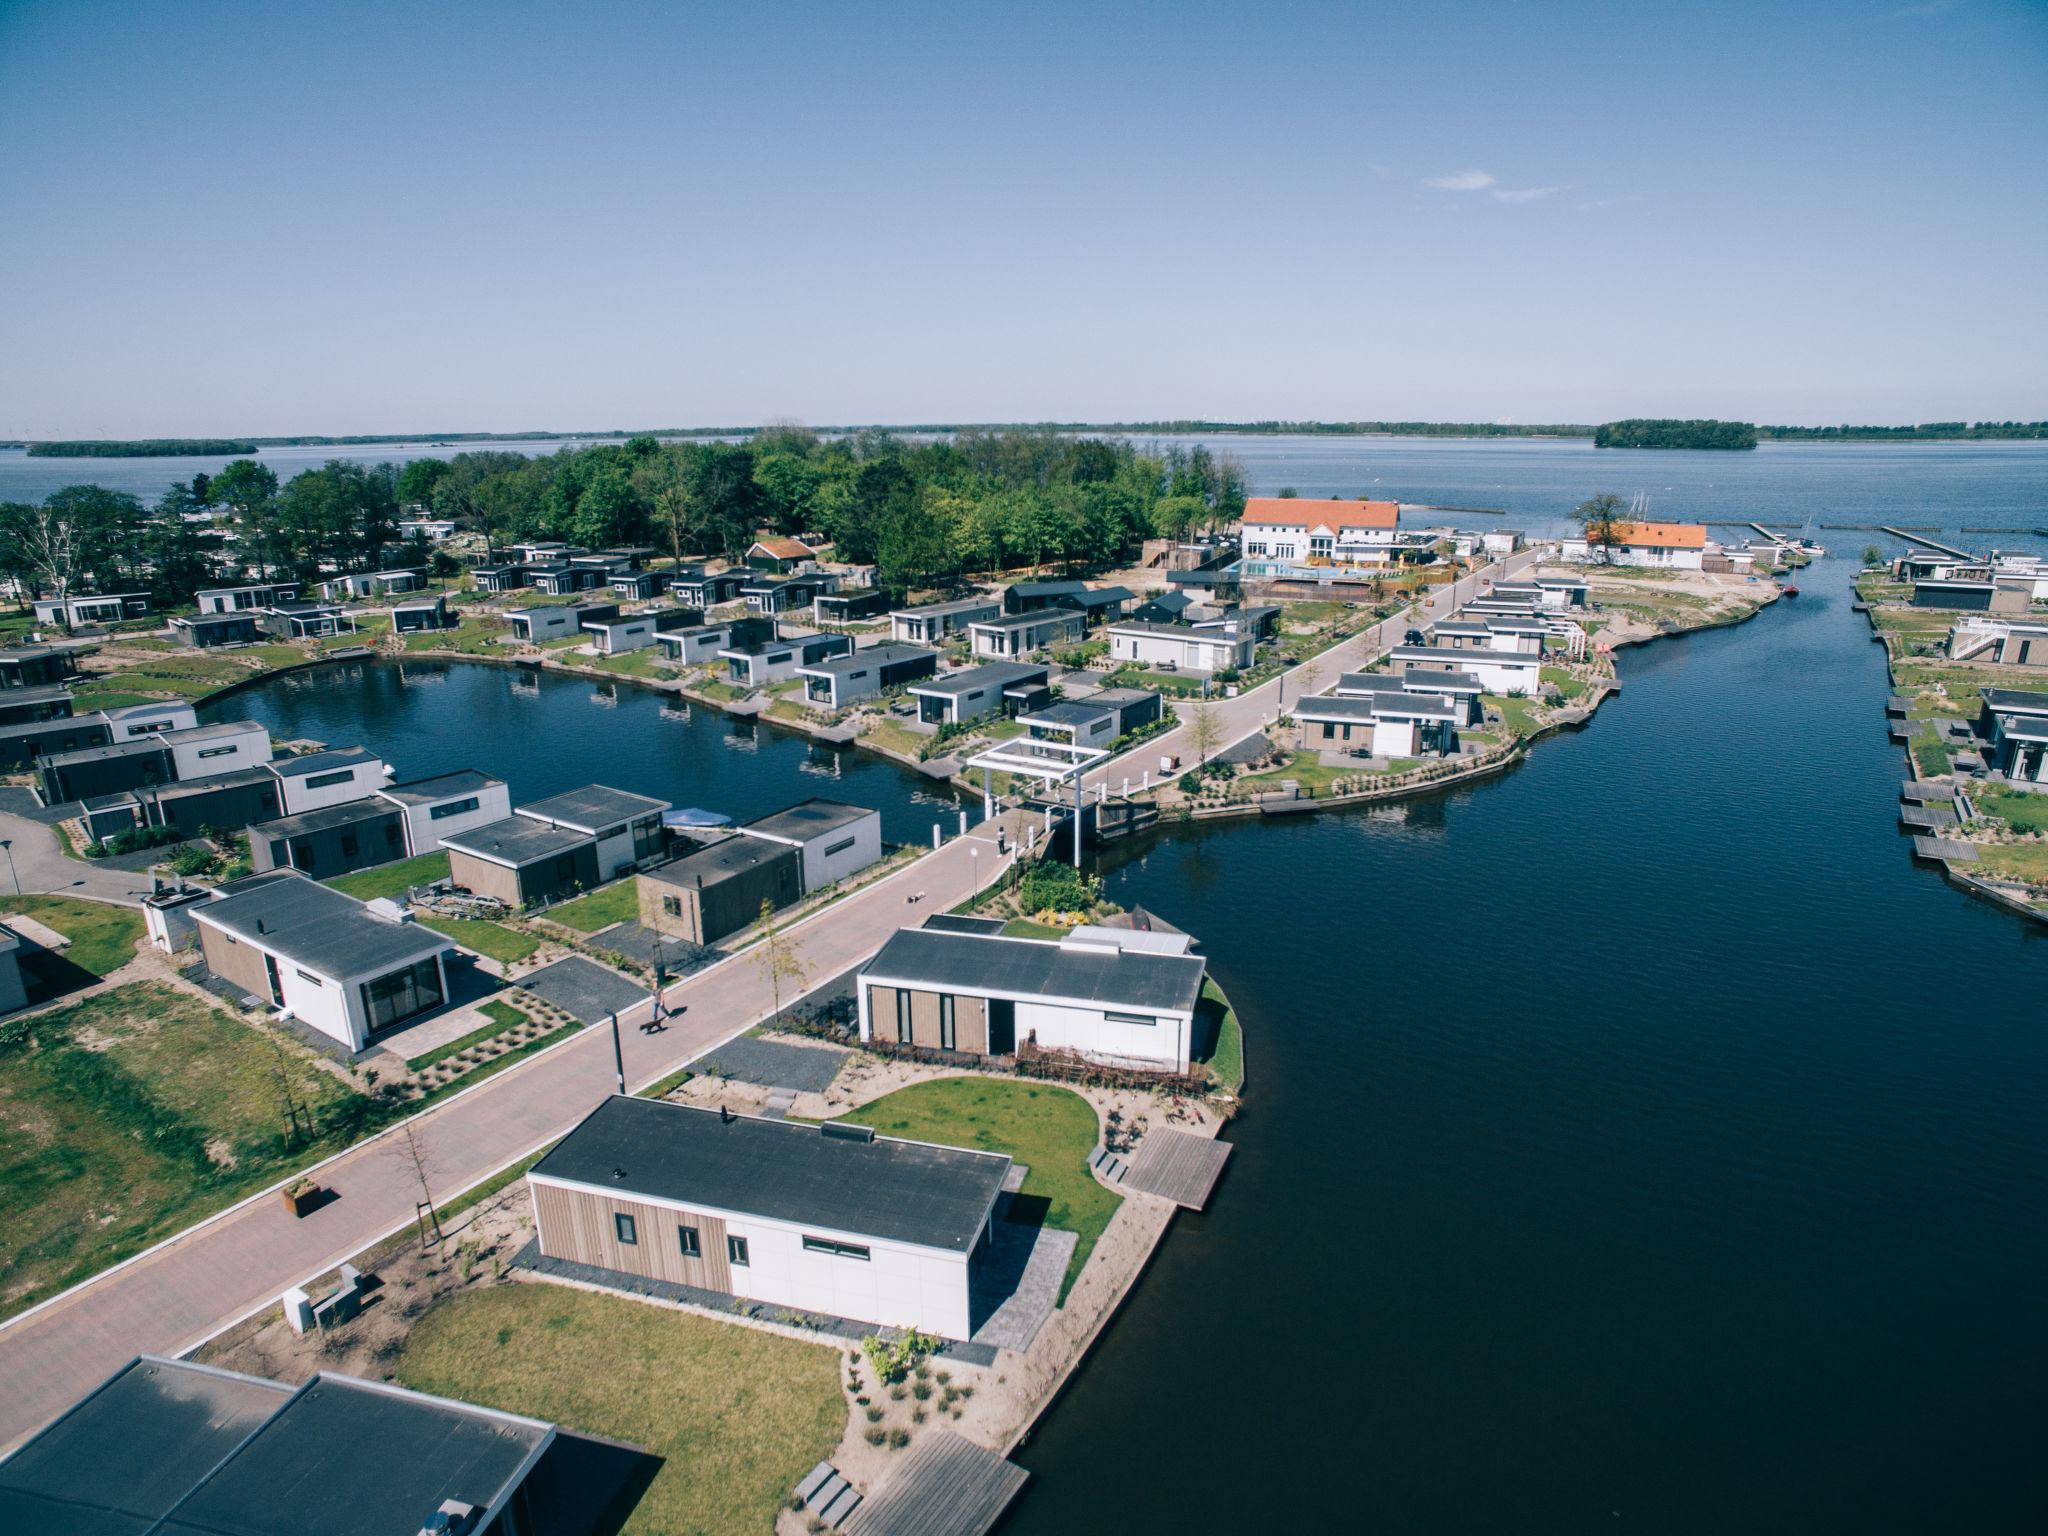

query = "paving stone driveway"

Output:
[[514, 955, 649, 1024]]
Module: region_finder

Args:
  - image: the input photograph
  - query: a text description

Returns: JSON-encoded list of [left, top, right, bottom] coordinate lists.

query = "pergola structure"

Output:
[[959, 737, 1108, 868]]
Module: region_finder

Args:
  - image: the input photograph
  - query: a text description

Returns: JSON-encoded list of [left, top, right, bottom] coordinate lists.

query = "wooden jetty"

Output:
[[1117, 1127, 1234, 1210], [840, 1430, 1029, 1536], [1881, 526, 1974, 559], [1911, 835, 1979, 864]]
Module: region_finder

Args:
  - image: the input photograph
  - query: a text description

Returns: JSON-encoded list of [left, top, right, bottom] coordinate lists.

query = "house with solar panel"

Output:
[[857, 916, 1207, 1073], [528, 1094, 1011, 1338]]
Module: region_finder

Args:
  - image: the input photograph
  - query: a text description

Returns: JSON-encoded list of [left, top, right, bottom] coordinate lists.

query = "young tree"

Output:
[[753, 898, 809, 1023], [1182, 701, 1223, 762], [1574, 493, 1629, 563]]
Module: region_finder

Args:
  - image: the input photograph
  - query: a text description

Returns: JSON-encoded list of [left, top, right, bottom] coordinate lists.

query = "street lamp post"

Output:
[[0, 839, 16, 897]]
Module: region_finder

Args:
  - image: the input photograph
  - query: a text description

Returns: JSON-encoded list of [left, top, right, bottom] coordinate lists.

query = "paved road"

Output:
[[1079, 548, 1544, 796], [0, 818, 1021, 1452], [0, 809, 152, 906]]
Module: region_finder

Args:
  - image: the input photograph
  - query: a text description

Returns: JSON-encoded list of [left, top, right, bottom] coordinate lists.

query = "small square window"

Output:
[[614, 1212, 637, 1245], [677, 1224, 700, 1258], [727, 1235, 750, 1267]]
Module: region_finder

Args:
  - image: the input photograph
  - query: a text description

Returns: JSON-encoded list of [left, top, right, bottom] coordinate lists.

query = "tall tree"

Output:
[[146, 482, 222, 601], [1574, 493, 1629, 562], [208, 459, 281, 578]]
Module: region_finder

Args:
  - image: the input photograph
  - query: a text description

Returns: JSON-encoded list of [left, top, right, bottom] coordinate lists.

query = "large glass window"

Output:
[[360, 958, 445, 1032]]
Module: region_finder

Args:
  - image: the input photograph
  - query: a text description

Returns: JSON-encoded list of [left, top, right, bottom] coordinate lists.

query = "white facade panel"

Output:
[[169, 723, 271, 782], [388, 781, 513, 855], [277, 759, 388, 814]]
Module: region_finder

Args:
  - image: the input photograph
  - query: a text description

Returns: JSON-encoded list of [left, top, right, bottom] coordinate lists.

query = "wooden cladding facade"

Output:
[[865, 983, 989, 1055], [198, 923, 274, 1002], [531, 1177, 734, 1292]]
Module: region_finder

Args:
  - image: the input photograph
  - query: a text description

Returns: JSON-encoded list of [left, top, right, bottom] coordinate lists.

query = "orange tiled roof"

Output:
[[750, 537, 817, 560], [1611, 521, 1707, 550], [1242, 497, 1399, 530]]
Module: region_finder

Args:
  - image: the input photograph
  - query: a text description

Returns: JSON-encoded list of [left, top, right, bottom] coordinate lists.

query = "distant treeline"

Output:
[[1756, 421, 2048, 442], [28, 438, 259, 458], [1594, 419, 1758, 450]]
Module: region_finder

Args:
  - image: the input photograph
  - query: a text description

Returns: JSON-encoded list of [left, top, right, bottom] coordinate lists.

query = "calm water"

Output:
[[202, 439, 2048, 1531]]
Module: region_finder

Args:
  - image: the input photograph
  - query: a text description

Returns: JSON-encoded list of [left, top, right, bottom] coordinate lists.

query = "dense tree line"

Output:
[[26, 439, 260, 458], [1593, 419, 1758, 450], [0, 430, 1244, 613], [1757, 421, 2048, 441]]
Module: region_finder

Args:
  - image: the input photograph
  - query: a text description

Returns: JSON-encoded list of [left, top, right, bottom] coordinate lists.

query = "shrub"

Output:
[[864, 1425, 887, 1446], [1017, 861, 1098, 915], [888, 1428, 910, 1450]]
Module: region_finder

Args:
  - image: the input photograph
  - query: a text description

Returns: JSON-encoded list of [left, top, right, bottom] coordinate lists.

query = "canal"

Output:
[[201, 439, 2048, 1530]]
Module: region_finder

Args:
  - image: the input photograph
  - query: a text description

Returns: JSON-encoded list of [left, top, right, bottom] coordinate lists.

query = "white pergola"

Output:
[[960, 737, 1109, 868]]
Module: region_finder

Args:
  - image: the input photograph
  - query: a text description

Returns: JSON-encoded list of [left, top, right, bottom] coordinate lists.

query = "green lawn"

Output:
[[833, 1078, 1117, 1298], [413, 914, 541, 965], [1978, 787, 2048, 836], [1196, 977, 1243, 1094], [1488, 694, 1543, 738], [1976, 841, 2048, 886], [396, 1286, 843, 1536], [1235, 751, 1363, 793], [1541, 665, 1586, 700], [3, 895, 145, 977], [0, 982, 371, 1319], [324, 850, 451, 900], [1001, 917, 1068, 939], [860, 717, 924, 758], [547, 880, 640, 933]]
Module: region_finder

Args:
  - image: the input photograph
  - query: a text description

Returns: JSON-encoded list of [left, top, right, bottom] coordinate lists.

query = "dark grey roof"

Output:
[[1066, 585, 1133, 607], [892, 595, 999, 619], [909, 662, 1050, 697], [264, 601, 343, 615], [518, 783, 669, 830], [1295, 695, 1378, 720], [443, 814, 593, 866], [1392, 645, 1536, 667], [796, 643, 936, 677], [194, 872, 449, 978], [1091, 687, 1159, 709], [0, 1357, 291, 1536], [972, 609, 1082, 631], [1996, 713, 2048, 741], [43, 720, 261, 769], [1006, 579, 1087, 599], [1372, 693, 1458, 720], [533, 1095, 1010, 1253], [155, 1374, 550, 1536], [742, 798, 877, 842], [1020, 700, 1114, 729], [1400, 666, 1485, 694], [269, 746, 380, 778], [0, 644, 68, 662], [249, 798, 397, 841], [920, 914, 1008, 936], [379, 768, 503, 804], [2, 684, 73, 709], [863, 926, 1206, 1016], [643, 835, 796, 890], [1108, 619, 1243, 640], [389, 594, 445, 611], [1334, 671, 1410, 695], [1981, 688, 2048, 714]]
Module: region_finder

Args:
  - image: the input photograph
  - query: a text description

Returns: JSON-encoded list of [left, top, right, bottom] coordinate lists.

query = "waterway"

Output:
[[200, 439, 2048, 1531]]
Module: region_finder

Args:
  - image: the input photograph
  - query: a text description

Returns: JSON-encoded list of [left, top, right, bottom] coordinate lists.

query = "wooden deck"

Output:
[[1899, 804, 1957, 831], [1900, 780, 1952, 804], [840, 1430, 1029, 1536], [1912, 835, 1979, 863], [1119, 1126, 1233, 1210]]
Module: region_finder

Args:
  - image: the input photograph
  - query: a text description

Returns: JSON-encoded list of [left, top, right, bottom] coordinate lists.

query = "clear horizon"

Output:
[[3, 0, 2044, 438]]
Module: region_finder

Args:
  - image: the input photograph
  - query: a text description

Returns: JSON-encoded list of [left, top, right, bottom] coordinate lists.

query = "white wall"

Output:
[[763, 811, 881, 892], [533, 1175, 978, 1338], [274, 956, 364, 1049], [1108, 628, 1251, 673], [277, 759, 388, 814], [106, 704, 199, 741], [665, 627, 734, 665], [168, 723, 271, 781], [1371, 718, 1418, 757], [388, 781, 512, 855], [589, 618, 659, 653], [1463, 657, 1541, 693], [1015, 996, 1192, 1072]]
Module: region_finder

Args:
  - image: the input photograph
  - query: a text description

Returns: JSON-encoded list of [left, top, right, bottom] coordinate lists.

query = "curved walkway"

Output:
[[0, 809, 152, 906]]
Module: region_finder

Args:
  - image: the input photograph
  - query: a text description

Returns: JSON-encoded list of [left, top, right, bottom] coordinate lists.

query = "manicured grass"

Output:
[[547, 880, 640, 933], [406, 999, 530, 1071], [65, 687, 157, 711], [859, 717, 924, 758], [324, 850, 451, 901], [1236, 752, 1356, 793], [1976, 842, 2048, 885], [833, 1078, 1117, 1298], [0, 982, 370, 1319], [1488, 694, 1543, 738], [593, 646, 667, 677], [3, 895, 144, 976], [413, 914, 542, 965], [1541, 665, 1586, 700], [1978, 787, 2048, 836], [1910, 728, 1952, 778], [405, 617, 506, 655], [1001, 917, 1068, 939], [1196, 977, 1243, 1094], [396, 1286, 844, 1536]]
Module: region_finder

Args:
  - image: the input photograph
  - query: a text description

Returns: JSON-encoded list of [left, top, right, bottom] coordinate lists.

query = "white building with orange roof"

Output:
[[1561, 520, 1709, 570], [1239, 496, 1403, 565]]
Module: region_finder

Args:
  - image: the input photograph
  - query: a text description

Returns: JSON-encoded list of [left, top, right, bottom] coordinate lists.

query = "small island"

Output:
[[1594, 418, 1757, 450], [26, 438, 260, 458]]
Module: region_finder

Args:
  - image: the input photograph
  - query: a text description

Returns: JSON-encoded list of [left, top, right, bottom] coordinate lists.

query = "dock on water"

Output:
[[839, 1430, 1030, 1536], [1912, 835, 1979, 864], [1115, 1127, 1234, 1210]]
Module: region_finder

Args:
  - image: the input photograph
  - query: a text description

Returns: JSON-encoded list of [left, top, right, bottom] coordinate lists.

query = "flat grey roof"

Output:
[[1295, 695, 1377, 720], [1392, 645, 1535, 667], [796, 643, 936, 677], [0, 644, 66, 661], [379, 768, 503, 804], [0, 1356, 291, 1536], [269, 746, 379, 778], [742, 797, 877, 843], [249, 798, 398, 841], [194, 872, 448, 979], [1091, 687, 1158, 708], [157, 1374, 550, 1536], [1006, 579, 1087, 598], [908, 662, 1049, 697], [1020, 700, 1113, 729], [1066, 585, 1133, 607], [1400, 666, 1485, 693], [1981, 688, 2048, 713], [444, 814, 593, 867], [919, 913, 1008, 936], [1996, 713, 2048, 742], [389, 595, 445, 610], [171, 612, 257, 628], [533, 1095, 1011, 1253], [863, 926, 1206, 1016], [892, 595, 998, 619], [643, 835, 796, 890], [43, 720, 262, 768], [1335, 671, 1410, 695], [971, 609, 1081, 631], [518, 783, 669, 830], [3, 684, 73, 709], [1107, 620, 1240, 640]]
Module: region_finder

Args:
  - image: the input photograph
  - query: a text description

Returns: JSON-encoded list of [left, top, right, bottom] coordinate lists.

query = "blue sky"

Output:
[[1, 0, 2043, 434]]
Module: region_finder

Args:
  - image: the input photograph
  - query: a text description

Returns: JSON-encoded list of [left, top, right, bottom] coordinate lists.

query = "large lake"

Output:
[[203, 439, 2048, 1530]]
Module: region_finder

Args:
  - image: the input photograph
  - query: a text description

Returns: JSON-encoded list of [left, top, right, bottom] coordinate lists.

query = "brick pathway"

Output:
[[0, 819, 1021, 1453]]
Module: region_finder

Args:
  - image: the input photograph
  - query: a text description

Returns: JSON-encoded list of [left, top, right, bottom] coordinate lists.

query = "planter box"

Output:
[[280, 1182, 321, 1218]]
